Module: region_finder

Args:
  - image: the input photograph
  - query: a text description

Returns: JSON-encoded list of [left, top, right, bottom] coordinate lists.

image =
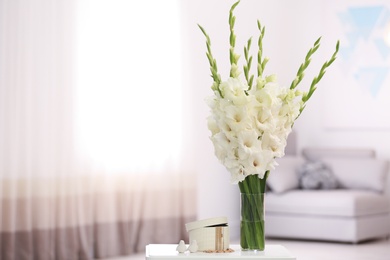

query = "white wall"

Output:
[[181, 0, 390, 239]]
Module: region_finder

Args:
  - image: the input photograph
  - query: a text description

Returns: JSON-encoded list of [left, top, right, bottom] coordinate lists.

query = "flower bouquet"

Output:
[[198, 1, 339, 251]]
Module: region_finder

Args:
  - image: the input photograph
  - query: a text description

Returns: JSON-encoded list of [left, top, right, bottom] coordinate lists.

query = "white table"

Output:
[[145, 244, 296, 260]]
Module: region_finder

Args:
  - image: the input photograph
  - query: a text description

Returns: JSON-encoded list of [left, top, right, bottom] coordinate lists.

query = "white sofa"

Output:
[[265, 148, 390, 243]]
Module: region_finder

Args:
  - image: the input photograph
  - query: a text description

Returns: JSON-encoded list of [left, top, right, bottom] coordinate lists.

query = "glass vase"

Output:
[[240, 193, 265, 251]]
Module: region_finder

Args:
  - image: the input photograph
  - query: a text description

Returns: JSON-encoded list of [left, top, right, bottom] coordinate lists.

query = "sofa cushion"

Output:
[[322, 158, 389, 193], [297, 160, 338, 190], [267, 156, 305, 193], [266, 190, 390, 217]]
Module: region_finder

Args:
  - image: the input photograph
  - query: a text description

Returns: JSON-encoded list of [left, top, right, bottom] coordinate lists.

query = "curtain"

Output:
[[0, 0, 196, 259]]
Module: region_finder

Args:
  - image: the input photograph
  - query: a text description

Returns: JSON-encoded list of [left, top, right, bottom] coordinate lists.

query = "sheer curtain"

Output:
[[0, 0, 196, 259]]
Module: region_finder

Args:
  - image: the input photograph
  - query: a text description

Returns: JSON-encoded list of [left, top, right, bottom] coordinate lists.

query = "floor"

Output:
[[103, 237, 390, 260]]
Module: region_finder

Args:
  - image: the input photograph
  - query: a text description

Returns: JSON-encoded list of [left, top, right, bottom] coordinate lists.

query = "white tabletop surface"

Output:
[[145, 244, 296, 260]]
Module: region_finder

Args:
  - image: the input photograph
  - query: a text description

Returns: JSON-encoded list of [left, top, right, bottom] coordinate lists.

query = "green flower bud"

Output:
[[295, 90, 303, 96], [256, 77, 266, 89], [265, 74, 277, 82], [234, 53, 240, 63]]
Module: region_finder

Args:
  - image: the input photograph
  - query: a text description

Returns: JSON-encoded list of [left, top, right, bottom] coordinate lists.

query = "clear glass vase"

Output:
[[240, 193, 265, 251]]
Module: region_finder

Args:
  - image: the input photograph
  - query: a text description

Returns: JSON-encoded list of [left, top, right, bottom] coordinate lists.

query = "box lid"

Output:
[[185, 217, 228, 232]]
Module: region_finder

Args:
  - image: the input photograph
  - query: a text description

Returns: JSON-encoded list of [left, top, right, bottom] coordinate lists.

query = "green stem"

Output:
[[256, 20, 266, 79], [239, 173, 268, 250], [229, 1, 240, 78], [244, 37, 254, 89], [197, 24, 223, 97], [300, 40, 340, 113], [290, 37, 321, 90]]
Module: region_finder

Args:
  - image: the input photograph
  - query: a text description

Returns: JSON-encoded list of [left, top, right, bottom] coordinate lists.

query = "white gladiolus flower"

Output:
[[223, 105, 252, 132], [243, 150, 274, 178], [262, 131, 286, 158], [237, 129, 261, 155], [254, 88, 272, 108], [220, 78, 249, 105], [211, 132, 231, 162], [206, 77, 302, 183], [225, 156, 240, 169], [229, 164, 246, 184], [207, 116, 220, 136], [215, 131, 232, 146], [256, 106, 272, 125]]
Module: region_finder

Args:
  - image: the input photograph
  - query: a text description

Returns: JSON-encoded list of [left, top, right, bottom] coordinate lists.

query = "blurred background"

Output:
[[1, 0, 390, 259]]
